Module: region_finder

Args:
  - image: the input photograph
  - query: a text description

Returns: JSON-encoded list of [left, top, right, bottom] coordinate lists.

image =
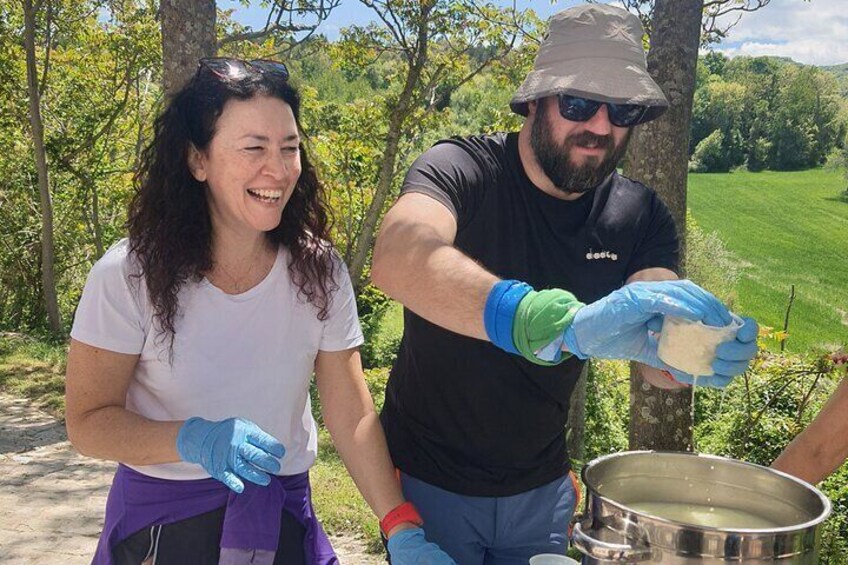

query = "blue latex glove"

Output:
[[669, 315, 759, 387], [176, 417, 285, 493], [387, 527, 457, 565], [562, 280, 758, 388]]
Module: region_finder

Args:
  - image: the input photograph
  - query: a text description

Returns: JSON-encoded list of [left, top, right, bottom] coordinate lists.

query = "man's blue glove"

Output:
[[176, 417, 285, 493], [561, 280, 758, 388], [668, 315, 759, 388], [387, 527, 457, 564]]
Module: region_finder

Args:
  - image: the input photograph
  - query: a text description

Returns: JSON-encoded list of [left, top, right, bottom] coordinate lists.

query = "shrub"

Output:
[[685, 214, 740, 308], [746, 136, 771, 172], [363, 367, 389, 413], [364, 333, 401, 369], [583, 359, 629, 462], [820, 464, 848, 563], [689, 129, 727, 172], [697, 351, 839, 463], [356, 284, 393, 369]]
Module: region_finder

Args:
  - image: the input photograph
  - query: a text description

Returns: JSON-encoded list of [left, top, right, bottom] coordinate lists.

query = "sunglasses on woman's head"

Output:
[[198, 58, 290, 82], [557, 94, 650, 128]]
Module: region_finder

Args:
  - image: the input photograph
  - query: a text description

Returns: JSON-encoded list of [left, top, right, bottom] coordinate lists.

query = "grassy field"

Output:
[[688, 168, 848, 352]]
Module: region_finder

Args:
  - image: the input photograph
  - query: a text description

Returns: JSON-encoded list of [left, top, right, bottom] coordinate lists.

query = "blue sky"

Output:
[[221, 0, 848, 67], [220, 1, 580, 36]]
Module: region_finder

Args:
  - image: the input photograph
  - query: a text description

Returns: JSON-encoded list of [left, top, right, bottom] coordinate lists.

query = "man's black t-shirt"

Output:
[[380, 132, 679, 497]]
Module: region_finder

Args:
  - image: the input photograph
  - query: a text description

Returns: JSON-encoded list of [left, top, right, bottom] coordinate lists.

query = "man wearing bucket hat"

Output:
[[371, 4, 759, 563]]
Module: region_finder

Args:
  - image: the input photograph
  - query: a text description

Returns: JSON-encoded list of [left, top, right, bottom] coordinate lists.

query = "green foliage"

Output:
[[691, 55, 847, 173], [0, 0, 160, 333], [355, 284, 396, 369], [690, 76, 746, 169], [689, 129, 729, 173], [820, 464, 848, 562], [325, 0, 535, 288], [583, 360, 629, 460], [449, 74, 522, 135], [699, 51, 727, 78], [697, 352, 838, 463], [770, 66, 845, 171], [362, 367, 390, 413]]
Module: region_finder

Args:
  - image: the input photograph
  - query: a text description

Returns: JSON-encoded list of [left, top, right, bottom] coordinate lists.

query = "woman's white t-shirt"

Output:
[[70, 239, 364, 480]]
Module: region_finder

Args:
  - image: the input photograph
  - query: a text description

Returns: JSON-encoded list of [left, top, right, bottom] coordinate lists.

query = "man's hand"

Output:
[[562, 280, 758, 388], [666, 316, 759, 388]]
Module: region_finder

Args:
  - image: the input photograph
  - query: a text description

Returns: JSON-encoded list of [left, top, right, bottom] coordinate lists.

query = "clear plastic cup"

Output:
[[657, 314, 742, 376], [528, 554, 580, 565]]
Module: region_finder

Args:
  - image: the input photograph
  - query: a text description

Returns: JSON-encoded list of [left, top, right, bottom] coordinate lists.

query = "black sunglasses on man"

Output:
[[557, 93, 650, 128]]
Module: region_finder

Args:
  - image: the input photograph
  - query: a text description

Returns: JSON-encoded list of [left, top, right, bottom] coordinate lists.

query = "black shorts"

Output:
[[111, 506, 307, 565]]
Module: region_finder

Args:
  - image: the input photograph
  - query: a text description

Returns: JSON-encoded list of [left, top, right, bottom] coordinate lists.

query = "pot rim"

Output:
[[580, 450, 832, 534]]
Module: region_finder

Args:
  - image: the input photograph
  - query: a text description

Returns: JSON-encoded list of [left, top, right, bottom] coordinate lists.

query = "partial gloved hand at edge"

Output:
[[560, 280, 758, 388], [176, 417, 285, 493], [387, 527, 458, 565]]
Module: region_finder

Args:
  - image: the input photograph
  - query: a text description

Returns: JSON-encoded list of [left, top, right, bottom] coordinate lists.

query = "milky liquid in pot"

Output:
[[627, 501, 780, 529]]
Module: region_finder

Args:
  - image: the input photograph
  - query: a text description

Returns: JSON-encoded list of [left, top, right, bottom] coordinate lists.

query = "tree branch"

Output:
[[219, 0, 341, 48]]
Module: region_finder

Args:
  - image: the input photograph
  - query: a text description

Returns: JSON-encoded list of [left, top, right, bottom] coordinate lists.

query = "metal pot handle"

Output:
[[571, 517, 653, 562]]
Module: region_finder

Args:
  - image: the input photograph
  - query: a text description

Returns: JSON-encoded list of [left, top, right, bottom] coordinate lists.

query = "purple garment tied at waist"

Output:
[[92, 464, 338, 565]]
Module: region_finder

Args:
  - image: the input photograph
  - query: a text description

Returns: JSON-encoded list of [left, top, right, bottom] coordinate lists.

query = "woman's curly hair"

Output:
[[127, 63, 336, 346]]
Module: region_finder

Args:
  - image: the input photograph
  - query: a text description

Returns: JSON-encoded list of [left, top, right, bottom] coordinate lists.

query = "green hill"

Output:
[[689, 168, 848, 352], [822, 62, 848, 96], [823, 62, 848, 79]]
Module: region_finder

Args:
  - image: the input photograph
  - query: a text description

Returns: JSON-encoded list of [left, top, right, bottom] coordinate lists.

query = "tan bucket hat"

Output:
[[510, 4, 668, 122]]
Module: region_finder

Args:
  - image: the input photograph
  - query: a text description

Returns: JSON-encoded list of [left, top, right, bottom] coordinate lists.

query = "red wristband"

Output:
[[379, 501, 423, 536]]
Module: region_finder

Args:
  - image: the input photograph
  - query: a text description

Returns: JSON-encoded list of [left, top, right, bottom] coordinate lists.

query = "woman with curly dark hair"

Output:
[[64, 59, 454, 565]]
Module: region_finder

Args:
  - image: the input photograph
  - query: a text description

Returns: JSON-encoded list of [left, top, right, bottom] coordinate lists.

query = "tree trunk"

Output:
[[346, 101, 414, 293], [566, 363, 588, 464], [346, 4, 432, 292], [23, 0, 61, 334], [625, 0, 703, 451], [91, 184, 104, 257], [160, 0, 216, 96]]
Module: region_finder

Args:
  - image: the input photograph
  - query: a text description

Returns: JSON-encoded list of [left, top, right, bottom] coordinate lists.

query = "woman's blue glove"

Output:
[[387, 527, 457, 564], [562, 280, 758, 388], [176, 417, 285, 493]]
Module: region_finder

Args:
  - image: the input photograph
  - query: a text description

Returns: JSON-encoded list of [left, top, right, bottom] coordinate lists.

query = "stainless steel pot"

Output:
[[572, 451, 830, 563]]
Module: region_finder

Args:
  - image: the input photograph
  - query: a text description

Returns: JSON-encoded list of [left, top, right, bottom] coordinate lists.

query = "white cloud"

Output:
[[711, 0, 848, 66]]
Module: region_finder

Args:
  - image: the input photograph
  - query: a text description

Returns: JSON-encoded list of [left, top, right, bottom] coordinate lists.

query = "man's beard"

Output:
[[530, 109, 631, 195]]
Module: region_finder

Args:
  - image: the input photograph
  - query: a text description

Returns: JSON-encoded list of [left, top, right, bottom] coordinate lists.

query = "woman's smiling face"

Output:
[[188, 94, 302, 237]]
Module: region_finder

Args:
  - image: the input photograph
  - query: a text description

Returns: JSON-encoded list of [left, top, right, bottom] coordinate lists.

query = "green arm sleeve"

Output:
[[513, 288, 585, 366]]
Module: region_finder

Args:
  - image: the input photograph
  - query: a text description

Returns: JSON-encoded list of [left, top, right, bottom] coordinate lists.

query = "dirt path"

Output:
[[0, 393, 382, 564]]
